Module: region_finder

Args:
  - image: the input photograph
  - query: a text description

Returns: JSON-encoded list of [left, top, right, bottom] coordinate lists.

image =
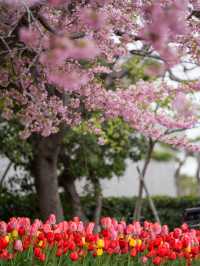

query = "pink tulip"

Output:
[[14, 240, 23, 252]]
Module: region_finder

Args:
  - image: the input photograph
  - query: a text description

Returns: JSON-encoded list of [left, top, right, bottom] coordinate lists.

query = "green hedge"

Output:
[[0, 190, 199, 229], [81, 195, 200, 229], [0, 190, 40, 221]]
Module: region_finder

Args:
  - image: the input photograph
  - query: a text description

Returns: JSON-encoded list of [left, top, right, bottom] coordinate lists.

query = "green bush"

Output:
[[0, 189, 199, 228], [82, 195, 200, 228], [0, 189, 40, 221]]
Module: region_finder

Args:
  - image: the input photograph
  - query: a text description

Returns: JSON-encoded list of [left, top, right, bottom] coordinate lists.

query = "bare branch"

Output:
[[0, 162, 12, 187], [187, 10, 200, 20], [134, 138, 155, 220], [136, 165, 161, 224]]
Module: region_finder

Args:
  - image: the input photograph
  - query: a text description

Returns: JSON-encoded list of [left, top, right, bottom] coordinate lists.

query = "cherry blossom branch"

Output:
[[187, 10, 200, 20], [24, 7, 86, 40], [129, 49, 197, 83]]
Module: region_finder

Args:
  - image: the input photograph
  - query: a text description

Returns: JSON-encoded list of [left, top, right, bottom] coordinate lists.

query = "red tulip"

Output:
[[153, 256, 162, 265], [18, 227, 25, 236], [39, 253, 46, 262], [34, 247, 41, 258], [130, 248, 137, 257], [56, 247, 63, 257], [70, 251, 79, 261], [169, 251, 176, 260]]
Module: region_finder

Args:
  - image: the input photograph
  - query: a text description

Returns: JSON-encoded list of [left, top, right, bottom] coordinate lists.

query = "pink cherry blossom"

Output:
[[19, 27, 40, 49], [1, 0, 200, 154], [79, 7, 107, 30]]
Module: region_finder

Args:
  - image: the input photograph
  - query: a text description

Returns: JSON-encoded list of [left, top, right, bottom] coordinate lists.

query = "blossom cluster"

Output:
[[1, 0, 200, 151], [0, 215, 200, 265]]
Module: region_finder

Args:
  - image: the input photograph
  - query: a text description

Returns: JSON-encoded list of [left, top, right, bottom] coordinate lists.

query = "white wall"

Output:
[[76, 159, 177, 197]]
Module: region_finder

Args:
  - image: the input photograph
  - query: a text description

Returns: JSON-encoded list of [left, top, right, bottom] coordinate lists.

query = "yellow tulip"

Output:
[[97, 239, 104, 248], [4, 235, 9, 243], [137, 239, 142, 247], [129, 238, 136, 247], [97, 248, 103, 256], [38, 240, 43, 247], [11, 229, 18, 239], [185, 246, 191, 253], [82, 237, 86, 245]]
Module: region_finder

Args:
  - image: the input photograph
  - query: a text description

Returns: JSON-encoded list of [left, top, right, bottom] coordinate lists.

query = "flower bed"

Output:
[[0, 215, 200, 265]]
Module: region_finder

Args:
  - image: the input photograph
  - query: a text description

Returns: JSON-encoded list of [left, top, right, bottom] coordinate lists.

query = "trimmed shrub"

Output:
[[0, 189, 199, 228]]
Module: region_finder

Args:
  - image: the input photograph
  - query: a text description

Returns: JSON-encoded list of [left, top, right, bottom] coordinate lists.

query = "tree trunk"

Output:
[[174, 158, 185, 197], [174, 170, 182, 197], [31, 133, 64, 222], [174, 155, 188, 197], [136, 166, 160, 223], [134, 177, 144, 221], [93, 179, 103, 232], [195, 154, 200, 195], [133, 138, 155, 221], [61, 176, 87, 221], [0, 161, 12, 187]]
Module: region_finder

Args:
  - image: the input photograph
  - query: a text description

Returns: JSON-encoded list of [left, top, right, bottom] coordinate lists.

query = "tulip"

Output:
[[13, 240, 23, 252], [11, 229, 18, 239], [153, 256, 162, 265], [96, 248, 103, 256], [130, 248, 137, 257], [141, 256, 148, 264], [39, 253, 46, 262], [70, 251, 79, 261], [97, 239, 104, 248], [129, 238, 136, 247]]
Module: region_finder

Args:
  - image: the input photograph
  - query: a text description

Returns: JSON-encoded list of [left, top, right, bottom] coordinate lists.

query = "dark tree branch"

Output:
[[188, 10, 200, 20], [37, 13, 85, 39], [0, 162, 12, 187], [134, 138, 155, 220], [136, 165, 160, 224]]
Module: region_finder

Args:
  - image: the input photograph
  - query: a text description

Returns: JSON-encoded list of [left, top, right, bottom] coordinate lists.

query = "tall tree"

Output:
[[1, 0, 200, 219]]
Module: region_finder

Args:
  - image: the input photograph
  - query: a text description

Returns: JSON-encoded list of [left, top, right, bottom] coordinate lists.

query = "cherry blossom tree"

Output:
[[1, 0, 200, 220]]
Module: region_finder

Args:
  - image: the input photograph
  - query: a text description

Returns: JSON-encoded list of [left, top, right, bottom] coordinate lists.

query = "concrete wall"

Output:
[[0, 157, 178, 197], [76, 159, 177, 197]]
